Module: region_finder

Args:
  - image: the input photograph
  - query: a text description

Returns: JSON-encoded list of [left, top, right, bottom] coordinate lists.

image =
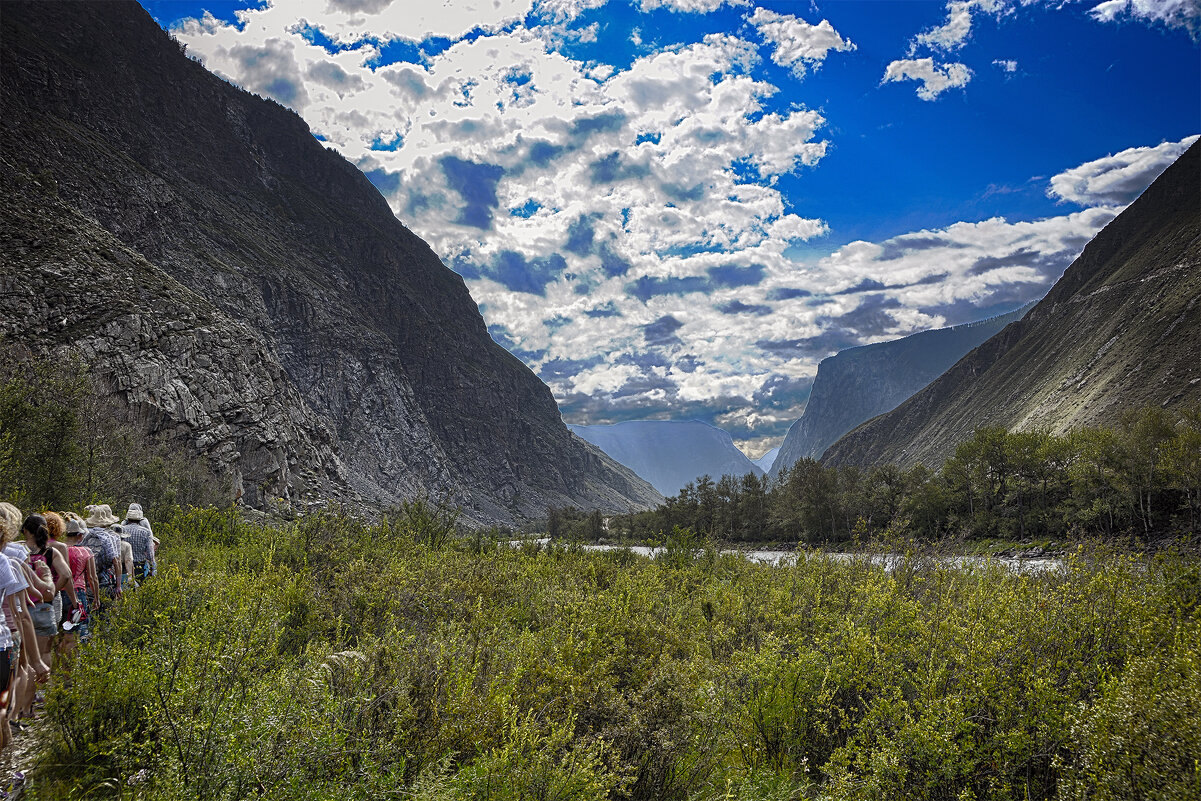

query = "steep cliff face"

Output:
[[770, 305, 1031, 477], [568, 421, 762, 497], [0, 174, 349, 504], [0, 1, 660, 522], [822, 141, 1201, 469]]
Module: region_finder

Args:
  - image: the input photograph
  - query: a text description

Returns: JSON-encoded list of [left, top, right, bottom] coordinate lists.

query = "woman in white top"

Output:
[[0, 548, 24, 754], [0, 503, 50, 728]]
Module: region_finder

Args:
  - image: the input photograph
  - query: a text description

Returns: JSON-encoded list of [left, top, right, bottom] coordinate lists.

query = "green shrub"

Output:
[[1058, 632, 1201, 801]]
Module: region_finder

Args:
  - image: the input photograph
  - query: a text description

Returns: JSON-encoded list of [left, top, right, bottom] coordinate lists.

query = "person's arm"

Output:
[[86, 556, 99, 601], [14, 592, 49, 681], [50, 550, 78, 605], [104, 535, 122, 593], [114, 538, 124, 591], [148, 533, 157, 576]]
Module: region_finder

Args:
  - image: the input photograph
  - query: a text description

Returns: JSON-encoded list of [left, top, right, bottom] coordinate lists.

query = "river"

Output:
[[509, 539, 1064, 573]]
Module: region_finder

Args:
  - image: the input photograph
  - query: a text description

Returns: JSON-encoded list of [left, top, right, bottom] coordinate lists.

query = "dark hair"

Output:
[[22, 514, 49, 551]]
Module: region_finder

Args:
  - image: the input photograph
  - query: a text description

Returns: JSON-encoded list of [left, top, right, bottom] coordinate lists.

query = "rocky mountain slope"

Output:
[[0, 1, 660, 523], [823, 140, 1201, 469], [770, 305, 1031, 477], [568, 421, 763, 497]]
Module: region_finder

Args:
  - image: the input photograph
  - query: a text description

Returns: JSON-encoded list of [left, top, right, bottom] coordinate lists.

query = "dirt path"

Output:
[[0, 713, 47, 799]]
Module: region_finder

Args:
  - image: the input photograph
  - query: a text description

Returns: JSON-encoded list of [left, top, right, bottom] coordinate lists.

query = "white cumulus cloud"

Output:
[[1089, 0, 1201, 36], [882, 58, 973, 100], [748, 9, 855, 78], [1047, 134, 1199, 206], [914, 0, 1008, 51]]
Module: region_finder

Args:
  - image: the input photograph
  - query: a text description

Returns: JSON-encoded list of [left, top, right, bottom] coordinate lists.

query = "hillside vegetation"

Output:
[[29, 508, 1201, 800], [0, 344, 226, 512]]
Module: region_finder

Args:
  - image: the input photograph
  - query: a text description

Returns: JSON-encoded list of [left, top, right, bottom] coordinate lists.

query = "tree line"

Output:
[[558, 407, 1201, 544]]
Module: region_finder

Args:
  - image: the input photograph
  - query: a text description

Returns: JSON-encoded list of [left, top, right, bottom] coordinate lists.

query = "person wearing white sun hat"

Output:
[[82, 505, 124, 604], [121, 503, 156, 580]]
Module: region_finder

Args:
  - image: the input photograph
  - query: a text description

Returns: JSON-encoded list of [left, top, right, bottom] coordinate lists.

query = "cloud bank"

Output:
[[169, 0, 1190, 451]]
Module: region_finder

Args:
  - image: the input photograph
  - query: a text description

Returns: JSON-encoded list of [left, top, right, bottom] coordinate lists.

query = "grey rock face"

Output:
[[771, 305, 1031, 478], [0, 1, 660, 523], [0, 185, 347, 507]]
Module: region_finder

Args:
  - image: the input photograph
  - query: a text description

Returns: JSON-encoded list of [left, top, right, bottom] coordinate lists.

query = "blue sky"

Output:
[[144, 0, 1199, 455]]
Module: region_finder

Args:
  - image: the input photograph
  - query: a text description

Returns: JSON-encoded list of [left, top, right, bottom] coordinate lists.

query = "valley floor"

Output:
[[25, 508, 1201, 800]]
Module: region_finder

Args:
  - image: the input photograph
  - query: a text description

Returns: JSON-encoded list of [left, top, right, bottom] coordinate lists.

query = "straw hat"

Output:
[[85, 504, 120, 528]]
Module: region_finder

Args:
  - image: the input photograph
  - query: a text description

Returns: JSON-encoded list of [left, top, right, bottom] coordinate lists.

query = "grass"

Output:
[[26, 507, 1201, 800]]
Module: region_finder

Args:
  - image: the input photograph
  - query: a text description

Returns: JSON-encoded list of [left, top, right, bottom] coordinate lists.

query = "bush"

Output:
[[1058, 634, 1201, 801]]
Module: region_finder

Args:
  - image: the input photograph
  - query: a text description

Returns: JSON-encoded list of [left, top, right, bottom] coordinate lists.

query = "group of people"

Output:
[[0, 501, 158, 753]]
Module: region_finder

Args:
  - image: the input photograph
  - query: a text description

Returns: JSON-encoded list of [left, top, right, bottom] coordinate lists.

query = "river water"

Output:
[[509, 539, 1064, 573]]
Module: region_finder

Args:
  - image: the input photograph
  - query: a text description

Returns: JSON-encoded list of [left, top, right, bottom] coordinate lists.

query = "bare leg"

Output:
[[14, 665, 32, 719], [36, 636, 52, 675]]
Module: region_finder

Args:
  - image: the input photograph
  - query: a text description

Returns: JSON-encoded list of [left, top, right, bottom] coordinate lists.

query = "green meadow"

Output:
[[32, 508, 1200, 801]]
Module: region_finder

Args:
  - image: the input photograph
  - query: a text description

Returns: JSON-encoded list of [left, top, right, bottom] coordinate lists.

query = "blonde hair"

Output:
[[0, 502, 22, 545], [44, 511, 65, 540]]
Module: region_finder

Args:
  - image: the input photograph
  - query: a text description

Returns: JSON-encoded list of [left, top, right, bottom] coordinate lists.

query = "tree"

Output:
[[585, 509, 604, 540], [864, 464, 905, 536], [1068, 427, 1126, 537], [0, 346, 89, 507], [694, 475, 716, 536], [1116, 408, 1176, 536], [737, 471, 767, 541], [1163, 407, 1201, 534]]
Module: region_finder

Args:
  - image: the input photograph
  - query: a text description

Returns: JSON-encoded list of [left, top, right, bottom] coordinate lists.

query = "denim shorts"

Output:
[[30, 601, 57, 638]]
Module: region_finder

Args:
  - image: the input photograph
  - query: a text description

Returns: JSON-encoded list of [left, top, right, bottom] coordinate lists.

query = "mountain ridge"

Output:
[[771, 304, 1033, 477], [568, 419, 763, 497], [822, 140, 1201, 469]]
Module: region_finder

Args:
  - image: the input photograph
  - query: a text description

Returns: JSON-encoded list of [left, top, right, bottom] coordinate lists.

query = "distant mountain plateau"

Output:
[[568, 420, 763, 497], [771, 304, 1033, 477]]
